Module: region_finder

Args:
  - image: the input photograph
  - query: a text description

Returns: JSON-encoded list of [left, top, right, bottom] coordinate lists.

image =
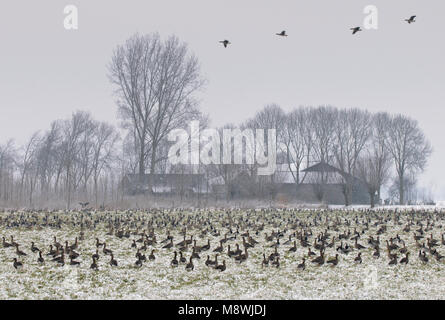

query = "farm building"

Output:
[[282, 162, 372, 205], [122, 173, 207, 196]]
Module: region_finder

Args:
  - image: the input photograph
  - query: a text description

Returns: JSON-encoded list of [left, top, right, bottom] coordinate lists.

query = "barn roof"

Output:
[[302, 162, 341, 173]]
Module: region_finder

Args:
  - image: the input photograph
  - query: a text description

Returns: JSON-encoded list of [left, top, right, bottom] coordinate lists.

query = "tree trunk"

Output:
[[369, 191, 375, 208], [399, 175, 404, 205]]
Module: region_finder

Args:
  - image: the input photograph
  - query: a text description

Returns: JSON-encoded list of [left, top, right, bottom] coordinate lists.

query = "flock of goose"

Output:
[[1, 207, 444, 278], [219, 15, 417, 47]]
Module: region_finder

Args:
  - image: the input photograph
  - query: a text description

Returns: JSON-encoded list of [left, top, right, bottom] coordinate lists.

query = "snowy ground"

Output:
[[0, 209, 444, 299]]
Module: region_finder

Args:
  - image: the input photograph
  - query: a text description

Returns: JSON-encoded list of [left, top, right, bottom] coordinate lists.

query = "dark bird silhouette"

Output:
[[297, 257, 306, 270], [37, 250, 44, 264], [219, 40, 231, 48], [13, 258, 23, 270], [215, 260, 226, 272], [351, 27, 362, 35], [405, 15, 416, 24], [276, 30, 288, 37]]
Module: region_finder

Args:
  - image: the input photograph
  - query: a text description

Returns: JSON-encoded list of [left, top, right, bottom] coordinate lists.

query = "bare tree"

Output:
[[109, 33, 205, 192], [386, 114, 432, 204], [18, 131, 42, 204], [91, 122, 120, 206], [280, 107, 313, 186], [333, 108, 371, 205], [356, 152, 390, 207], [0, 140, 16, 203]]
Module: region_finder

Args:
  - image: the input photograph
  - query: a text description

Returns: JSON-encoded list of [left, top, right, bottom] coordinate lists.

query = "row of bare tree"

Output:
[[0, 111, 120, 208], [0, 32, 433, 208]]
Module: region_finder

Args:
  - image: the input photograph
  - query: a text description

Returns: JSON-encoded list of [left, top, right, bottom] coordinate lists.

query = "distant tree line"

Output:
[[0, 33, 433, 208]]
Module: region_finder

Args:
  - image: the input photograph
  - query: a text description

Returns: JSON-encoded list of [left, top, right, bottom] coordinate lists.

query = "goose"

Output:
[[233, 244, 242, 256], [110, 254, 118, 266], [297, 258, 306, 270], [30, 242, 40, 253], [215, 260, 226, 272], [405, 15, 416, 24], [219, 40, 231, 48], [389, 255, 397, 265], [413, 233, 423, 241], [434, 251, 444, 261], [261, 253, 269, 267], [52, 247, 64, 261], [210, 254, 219, 267], [171, 251, 179, 267], [185, 256, 194, 271], [179, 251, 186, 264], [213, 240, 223, 253], [428, 234, 439, 247], [276, 30, 288, 37], [327, 237, 335, 248], [47, 245, 57, 257], [15, 244, 27, 256], [387, 248, 398, 260], [149, 249, 156, 261], [131, 240, 137, 248], [69, 237, 78, 250], [55, 254, 65, 266], [288, 241, 297, 252], [103, 243, 112, 255], [176, 235, 187, 247], [350, 27, 362, 35], [53, 236, 61, 249], [95, 238, 104, 248], [137, 250, 146, 262], [308, 247, 316, 256], [135, 256, 143, 268], [2, 237, 12, 248], [201, 239, 211, 251], [400, 252, 409, 264], [13, 258, 23, 270], [248, 236, 259, 246], [243, 237, 254, 248], [92, 249, 100, 261], [69, 257, 80, 266], [354, 252, 362, 264], [399, 243, 408, 254], [419, 250, 428, 263], [161, 231, 173, 244], [373, 247, 380, 258], [235, 247, 248, 263], [386, 240, 399, 251], [327, 254, 338, 266], [178, 241, 189, 252], [269, 238, 280, 248], [37, 250, 44, 264], [354, 238, 366, 250], [272, 257, 280, 268], [311, 252, 325, 265], [268, 247, 279, 261]]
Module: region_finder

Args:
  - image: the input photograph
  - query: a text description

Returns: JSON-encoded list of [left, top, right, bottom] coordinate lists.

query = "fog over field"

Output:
[[0, 1, 444, 303], [0, 0, 443, 206]]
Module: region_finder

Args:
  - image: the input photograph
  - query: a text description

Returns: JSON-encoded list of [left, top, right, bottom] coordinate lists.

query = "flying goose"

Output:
[[405, 15, 416, 24], [350, 27, 362, 35], [219, 40, 231, 48]]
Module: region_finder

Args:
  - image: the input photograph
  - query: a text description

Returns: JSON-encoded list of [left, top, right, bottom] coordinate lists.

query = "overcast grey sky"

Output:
[[0, 0, 444, 198]]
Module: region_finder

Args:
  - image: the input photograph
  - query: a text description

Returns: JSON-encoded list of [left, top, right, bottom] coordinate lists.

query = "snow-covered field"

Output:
[[0, 208, 444, 300]]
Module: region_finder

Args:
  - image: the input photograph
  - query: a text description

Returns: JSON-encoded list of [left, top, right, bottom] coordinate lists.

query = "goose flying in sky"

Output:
[[350, 27, 362, 35], [219, 40, 231, 48], [276, 30, 288, 37], [405, 15, 416, 24]]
